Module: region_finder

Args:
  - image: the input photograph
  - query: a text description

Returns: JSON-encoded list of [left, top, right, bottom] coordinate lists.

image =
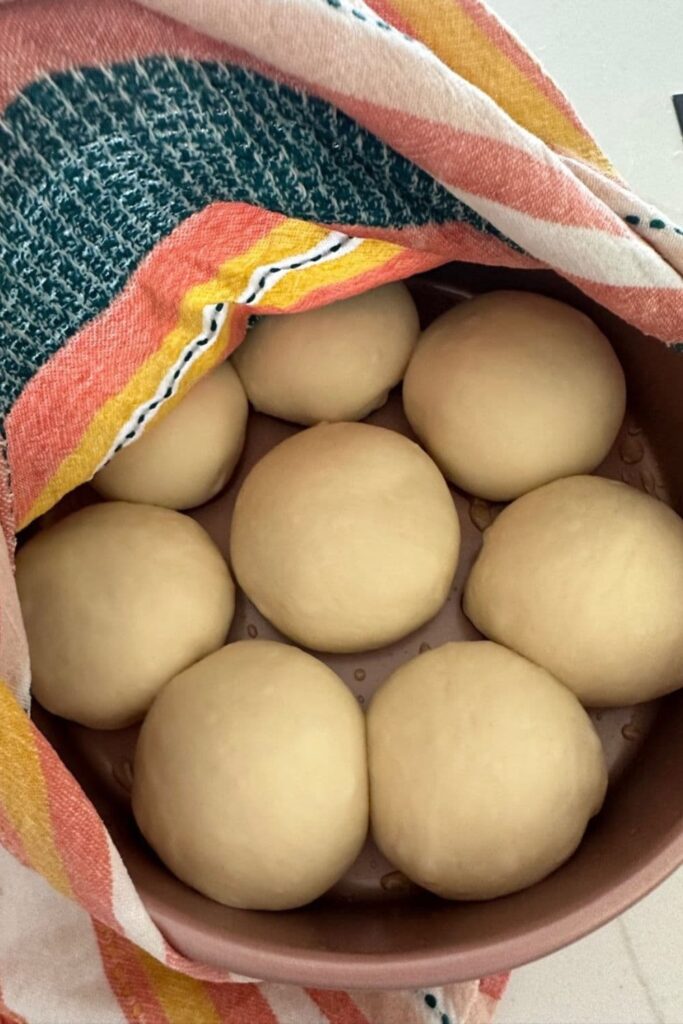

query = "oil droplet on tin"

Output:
[[354, 668, 366, 682], [247, 624, 258, 638], [381, 870, 412, 894], [621, 722, 641, 742], [469, 498, 494, 532], [112, 759, 133, 792], [357, 694, 365, 705], [419, 642, 431, 654]]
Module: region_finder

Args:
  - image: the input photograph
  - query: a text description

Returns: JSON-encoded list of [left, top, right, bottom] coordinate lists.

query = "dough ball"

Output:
[[232, 283, 419, 425], [230, 422, 460, 653], [464, 475, 683, 706], [17, 502, 234, 728], [403, 291, 626, 500], [93, 363, 248, 509], [368, 641, 607, 900], [132, 640, 368, 910]]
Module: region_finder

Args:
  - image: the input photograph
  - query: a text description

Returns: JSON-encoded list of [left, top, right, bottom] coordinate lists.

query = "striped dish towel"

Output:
[[0, 1, 681, 1021]]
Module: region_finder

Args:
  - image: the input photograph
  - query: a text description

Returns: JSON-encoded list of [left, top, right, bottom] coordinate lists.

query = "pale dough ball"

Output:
[[93, 363, 248, 509], [403, 291, 626, 500], [368, 641, 607, 900], [132, 640, 368, 910], [230, 422, 460, 653], [232, 283, 419, 425], [464, 475, 683, 706], [17, 502, 234, 729]]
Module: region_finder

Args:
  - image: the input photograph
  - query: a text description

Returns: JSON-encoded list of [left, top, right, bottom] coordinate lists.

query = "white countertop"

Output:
[[489, 0, 683, 225], [498, 867, 683, 1024], [485, 3, 683, 1021]]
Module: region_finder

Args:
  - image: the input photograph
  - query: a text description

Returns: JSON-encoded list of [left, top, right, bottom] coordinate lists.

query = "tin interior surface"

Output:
[[33, 265, 683, 988]]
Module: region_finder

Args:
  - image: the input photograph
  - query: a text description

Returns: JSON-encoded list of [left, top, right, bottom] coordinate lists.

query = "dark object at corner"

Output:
[[673, 94, 683, 136]]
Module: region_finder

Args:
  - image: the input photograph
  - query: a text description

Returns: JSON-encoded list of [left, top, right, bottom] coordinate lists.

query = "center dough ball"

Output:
[[132, 640, 368, 910], [231, 282, 419, 425], [230, 422, 460, 653], [368, 641, 607, 900], [93, 363, 248, 510], [403, 291, 626, 500], [16, 502, 234, 729]]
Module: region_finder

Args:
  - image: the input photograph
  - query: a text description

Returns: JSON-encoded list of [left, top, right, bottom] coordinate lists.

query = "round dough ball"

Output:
[[132, 640, 368, 910], [93, 363, 248, 509], [403, 291, 626, 501], [232, 283, 419, 425], [17, 502, 234, 729], [230, 422, 460, 653], [464, 475, 683, 706], [368, 641, 607, 900]]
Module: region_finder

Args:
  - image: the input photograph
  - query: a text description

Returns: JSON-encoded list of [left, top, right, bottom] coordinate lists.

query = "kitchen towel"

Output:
[[0, 1, 682, 1021]]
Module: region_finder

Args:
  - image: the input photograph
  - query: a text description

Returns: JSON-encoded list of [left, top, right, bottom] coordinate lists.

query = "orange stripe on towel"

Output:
[[307, 989, 372, 1024], [0, 684, 71, 898], [34, 736, 118, 930], [205, 982, 279, 1024], [94, 920, 170, 1024]]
